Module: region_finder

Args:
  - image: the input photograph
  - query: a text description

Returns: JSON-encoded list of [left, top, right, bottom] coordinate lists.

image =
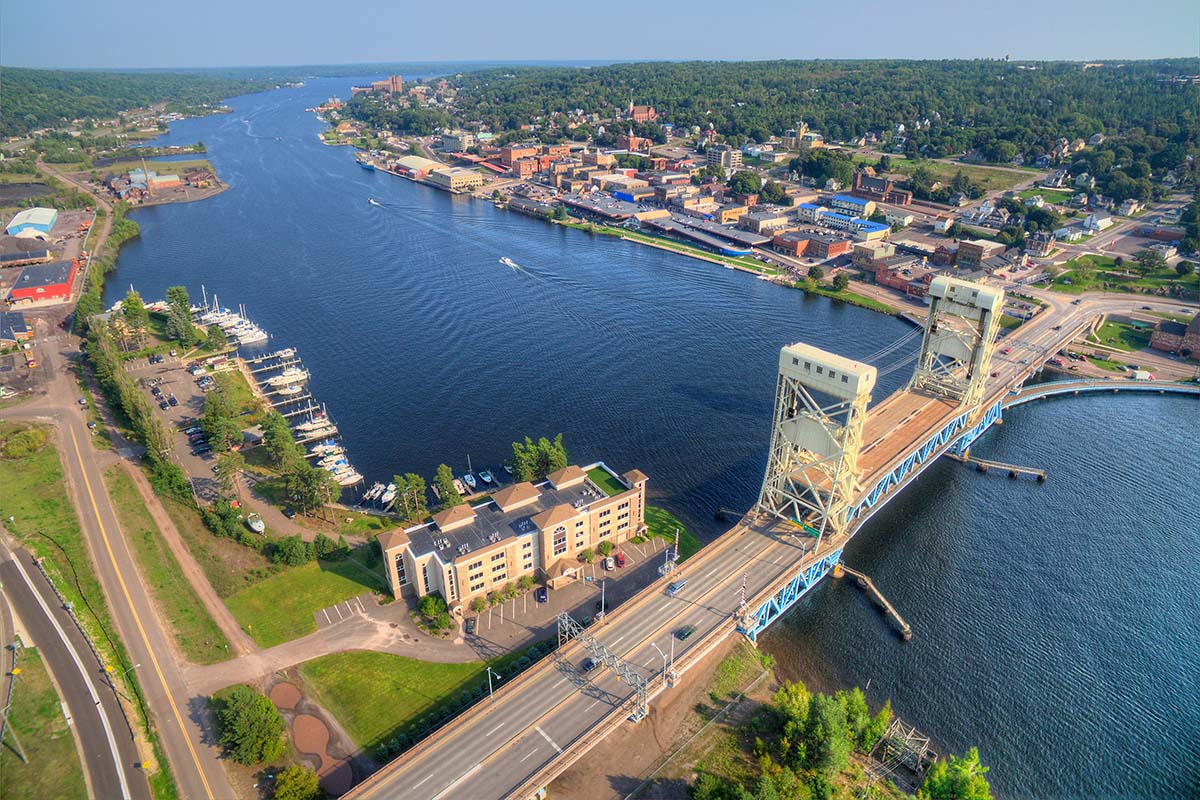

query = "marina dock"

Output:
[[834, 563, 912, 641]]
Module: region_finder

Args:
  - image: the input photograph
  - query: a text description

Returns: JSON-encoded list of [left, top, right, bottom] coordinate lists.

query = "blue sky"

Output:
[[3, 0, 1197, 69]]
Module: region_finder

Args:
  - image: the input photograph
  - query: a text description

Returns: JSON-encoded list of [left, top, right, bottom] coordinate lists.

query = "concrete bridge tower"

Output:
[[757, 342, 877, 545], [909, 276, 1005, 413]]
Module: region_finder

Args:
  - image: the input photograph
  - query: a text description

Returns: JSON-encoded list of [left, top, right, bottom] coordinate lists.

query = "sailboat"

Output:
[[462, 455, 477, 490]]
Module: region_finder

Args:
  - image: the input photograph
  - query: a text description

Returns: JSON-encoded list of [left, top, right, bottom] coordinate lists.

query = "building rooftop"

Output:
[[5, 207, 57, 232], [12, 260, 73, 289], [405, 464, 631, 562], [0, 311, 29, 338]]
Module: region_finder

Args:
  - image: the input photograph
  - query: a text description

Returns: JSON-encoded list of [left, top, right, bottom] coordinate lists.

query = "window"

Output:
[[469, 570, 484, 583], [841, 375, 849, 383], [618, 511, 629, 521], [575, 520, 584, 528], [491, 572, 507, 584], [598, 528, 609, 538], [420, 563, 430, 594], [446, 573, 458, 601], [491, 552, 505, 562], [469, 560, 483, 571], [816, 365, 823, 374], [618, 522, 629, 531], [492, 563, 506, 573], [470, 581, 485, 593], [619, 502, 629, 510], [553, 526, 567, 556], [829, 370, 836, 379], [522, 540, 532, 550], [804, 361, 811, 370], [792, 357, 799, 365], [599, 509, 611, 518], [394, 554, 408, 587]]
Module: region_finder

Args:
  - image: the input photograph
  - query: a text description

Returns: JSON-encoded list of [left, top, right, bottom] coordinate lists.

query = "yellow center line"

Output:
[[68, 426, 215, 800]]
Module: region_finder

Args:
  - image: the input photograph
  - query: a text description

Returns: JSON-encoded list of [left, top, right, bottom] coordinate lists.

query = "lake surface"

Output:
[[106, 73, 1200, 799]]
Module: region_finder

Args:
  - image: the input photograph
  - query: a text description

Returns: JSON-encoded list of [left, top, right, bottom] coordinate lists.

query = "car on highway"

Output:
[[675, 625, 696, 641], [1071, 299, 1082, 305], [536, 587, 548, 604], [1001, 347, 1012, 354], [667, 579, 687, 597], [580, 657, 597, 673]]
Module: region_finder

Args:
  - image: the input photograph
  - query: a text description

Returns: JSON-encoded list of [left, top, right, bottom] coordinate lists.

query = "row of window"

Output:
[[792, 356, 850, 384]]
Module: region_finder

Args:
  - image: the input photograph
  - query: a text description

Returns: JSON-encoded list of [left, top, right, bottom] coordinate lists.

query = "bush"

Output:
[[597, 540, 615, 557], [312, 532, 336, 558], [211, 685, 285, 765], [0, 426, 47, 459], [272, 765, 322, 800], [272, 534, 312, 566]]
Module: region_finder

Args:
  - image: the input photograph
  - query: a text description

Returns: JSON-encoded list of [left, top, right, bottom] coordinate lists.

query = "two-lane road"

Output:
[[0, 536, 150, 800]]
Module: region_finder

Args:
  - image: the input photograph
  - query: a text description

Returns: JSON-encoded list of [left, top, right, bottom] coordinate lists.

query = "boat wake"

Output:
[[368, 197, 383, 207]]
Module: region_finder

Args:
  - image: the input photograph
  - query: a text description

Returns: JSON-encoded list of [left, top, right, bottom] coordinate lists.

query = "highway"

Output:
[[1, 332, 235, 800], [0, 535, 150, 800], [346, 289, 1197, 800]]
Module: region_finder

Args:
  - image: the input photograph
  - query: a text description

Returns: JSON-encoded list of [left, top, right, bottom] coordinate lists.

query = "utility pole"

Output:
[[1, 666, 28, 763], [598, 579, 606, 622]]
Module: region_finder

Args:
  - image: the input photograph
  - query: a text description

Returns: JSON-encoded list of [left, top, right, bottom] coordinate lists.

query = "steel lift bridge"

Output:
[[741, 276, 1005, 640]]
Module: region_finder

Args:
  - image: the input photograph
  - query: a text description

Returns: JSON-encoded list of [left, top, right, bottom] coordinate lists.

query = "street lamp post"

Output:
[[649, 642, 667, 687], [486, 666, 501, 700]]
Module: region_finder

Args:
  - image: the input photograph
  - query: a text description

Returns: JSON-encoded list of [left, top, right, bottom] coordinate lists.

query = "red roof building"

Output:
[[7, 260, 77, 304]]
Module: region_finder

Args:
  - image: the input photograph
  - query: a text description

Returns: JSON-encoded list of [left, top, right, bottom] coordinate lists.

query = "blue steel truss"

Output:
[[950, 399, 1004, 456], [738, 549, 843, 642]]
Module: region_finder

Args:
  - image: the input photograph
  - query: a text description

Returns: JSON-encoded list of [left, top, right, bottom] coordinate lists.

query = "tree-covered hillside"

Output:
[[447, 60, 1199, 158]]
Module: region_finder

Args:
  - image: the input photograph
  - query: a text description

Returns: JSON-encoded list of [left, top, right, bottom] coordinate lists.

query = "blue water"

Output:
[[105, 74, 1200, 799]]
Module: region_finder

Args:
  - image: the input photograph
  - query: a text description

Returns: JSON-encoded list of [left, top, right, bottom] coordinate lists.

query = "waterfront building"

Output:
[[1149, 315, 1200, 355], [957, 238, 1006, 268], [740, 210, 792, 234], [377, 464, 649, 607], [830, 194, 876, 219], [0, 235, 52, 267], [500, 144, 539, 167], [852, 240, 897, 267], [5, 207, 58, 236], [6, 260, 77, 305], [796, 203, 828, 223], [395, 155, 445, 178], [428, 167, 486, 193]]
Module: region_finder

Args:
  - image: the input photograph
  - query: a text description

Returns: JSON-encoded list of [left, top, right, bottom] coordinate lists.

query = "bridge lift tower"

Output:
[[756, 342, 877, 546], [909, 276, 1005, 414]]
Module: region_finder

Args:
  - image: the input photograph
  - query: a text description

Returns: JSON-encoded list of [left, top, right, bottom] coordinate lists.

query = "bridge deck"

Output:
[[859, 390, 959, 478]]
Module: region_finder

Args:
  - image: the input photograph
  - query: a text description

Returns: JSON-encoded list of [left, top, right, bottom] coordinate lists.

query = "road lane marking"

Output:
[[535, 725, 563, 753], [519, 747, 540, 763], [322, 608, 331, 624], [69, 427, 215, 799], [413, 775, 433, 789], [5, 553, 131, 800], [431, 761, 484, 800], [486, 722, 504, 736]]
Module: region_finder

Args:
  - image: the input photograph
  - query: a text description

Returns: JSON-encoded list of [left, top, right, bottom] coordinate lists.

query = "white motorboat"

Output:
[[479, 469, 494, 485], [380, 483, 397, 506], [309, 439, 340, 454], [319, 454, 346, 468], [296, 424, 337, 439], [502, 463, 513, 475], [245, 513, 266, 534], [293, 415, 329, 432], [500, 257, 519, 268], [275, 384, 303, 396], [337, 470, 363, 486], [266, 367, 308, 386], [323, 459, 349, 471], [363, 482, 384, 502], [238, 326, 269, 345], [462, 472, 477, 490], [274, 347, 296, 359]]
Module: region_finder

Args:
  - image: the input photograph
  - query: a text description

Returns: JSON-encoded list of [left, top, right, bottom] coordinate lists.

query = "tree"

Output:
[[877, 155, 892, 172], [212, 685, 285, 765], [802, 693, 851, 776], [273, 535, 311, 566], [807, 265, 824, 281], [392, 473, 428, 522], [1136, 248, 1168, 275], [206, 324, 227, 351], [164, 285, 197, 344], [596, 540, 615, 557], [201, 389, 242, 453], [727, 170, 763, 196], [470, 595, 487, 613], [578, 548, 595, 564], [1176, 260, 1195, 277], [517, 574, 536, 591], [262, 411, 302, 469], [215, 451, 245, 501], [832, 273, 850, 291], [918, 747, 993, 800], [758, 181, 789, 205], [272, 765, 322, 800], [434, 463, 462, 507], [121, 289, 150, 347], [312, 532, 336, 558]]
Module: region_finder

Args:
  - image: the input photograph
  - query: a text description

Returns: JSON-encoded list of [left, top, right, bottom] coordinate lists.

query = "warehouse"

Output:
[[427, 167, 485, 193], [0, 235, 52, 267], [0, 311, 32, 345], [5, 207, 58, 236], [6, 260, 78, 305]]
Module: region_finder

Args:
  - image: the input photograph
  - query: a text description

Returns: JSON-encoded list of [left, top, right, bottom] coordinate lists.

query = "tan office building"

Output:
[[428, 167, 486, 193], [378, 464, 649, 609]]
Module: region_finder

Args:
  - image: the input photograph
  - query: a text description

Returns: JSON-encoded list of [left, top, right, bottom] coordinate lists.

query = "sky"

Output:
[[2, 0, 1197, 69]]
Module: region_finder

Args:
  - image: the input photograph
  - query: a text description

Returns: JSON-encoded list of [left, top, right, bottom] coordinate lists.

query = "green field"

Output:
[[0, 648, 88, 800], [159, 494, 278, 598], [873, 157, 1030, 192], [586, 466, 628, 497], [103, 466, 233, 664], [645, 505, 703, 561], [1018, 187, 1075, 205], [213, 370, 266, 426], [1088, 320, 1152, 352], [225, 555, 388, 648], [87, 158, 216, 177], [298, 646, 539, 758], [1051, 255, 1199, 297]]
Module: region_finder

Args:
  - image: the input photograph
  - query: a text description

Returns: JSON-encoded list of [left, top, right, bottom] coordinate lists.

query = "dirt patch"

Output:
[[269, 682, 301, 710], [0, 183, 51, 205], [551, 637, 768, 800]]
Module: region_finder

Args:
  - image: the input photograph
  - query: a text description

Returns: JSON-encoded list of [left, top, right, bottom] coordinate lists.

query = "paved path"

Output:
[[0, 534, 151, 800]]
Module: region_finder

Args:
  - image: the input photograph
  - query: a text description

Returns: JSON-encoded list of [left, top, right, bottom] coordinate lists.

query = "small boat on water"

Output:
[[319, 454, 346, 468], [500, 257, 519, 269], [266, 367, 308, 386], [293, 415, 329, 432], [462, 472, 477, 490], [502, 463, 513, 475], [337, 470, 364, 486], [380, 483, 397, 506], [274, 347, 296, 360], [296, 424, 337, 439], [368, 197, 383, 207], [363, 482, 384, 502], [479, 469, 494, 485], [275, 384, 303, 396], [238, 326, 269, 345], [452, 479, 467, 496]]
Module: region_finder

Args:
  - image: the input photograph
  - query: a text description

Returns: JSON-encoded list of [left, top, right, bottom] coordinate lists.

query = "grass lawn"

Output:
[[645, 505, 703, 561], [0, 648, 87, 800], [1087, 355, 1129, 372], [888, 159, 1028, 192], [225, 553, 388, 648], [1088, 320, 1151, 352], [586, 466, 628, 497], [84, 158, 216, 176], [804, 283, 897, 314], [1018, 188, 1074, 205], [999, 314, 1024, 330], [103, 466, 233, 664], [159, 494, 277, 598], [214, 370, 265, 426], [297, 646, 540, 758]]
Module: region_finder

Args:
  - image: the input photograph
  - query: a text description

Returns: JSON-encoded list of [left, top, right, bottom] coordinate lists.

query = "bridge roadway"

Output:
[[345, 292, 1196, 800]]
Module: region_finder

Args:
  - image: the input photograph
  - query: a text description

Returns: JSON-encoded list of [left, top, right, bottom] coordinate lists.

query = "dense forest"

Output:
[[0, 67, 281, 136], [446, 60, 1199, 160]]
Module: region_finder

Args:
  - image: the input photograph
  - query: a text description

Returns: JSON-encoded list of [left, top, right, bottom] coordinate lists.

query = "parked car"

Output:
[[535, 587, 548, 604], [464, 618, 476, 635], [151, 386, 162, 397], [183, 426, 202, 435], [282, 507, 297, 519], [191, 444, 212, 456], [167, 395, 178, 407], [616, 552, 626, 568], [580, 657, 597, 673], [604, 556, 615, 570], [77, 397, 87, 406], [675, 625, 696, 641], [159, 400, 170, 410]]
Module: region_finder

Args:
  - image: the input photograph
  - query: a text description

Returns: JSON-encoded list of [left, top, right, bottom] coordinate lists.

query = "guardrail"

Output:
[[1005, 379, 1200, 408]]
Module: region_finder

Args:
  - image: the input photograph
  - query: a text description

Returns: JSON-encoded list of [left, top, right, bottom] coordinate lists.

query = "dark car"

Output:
[[183, 426, 202, 435], [167, 395, 178, 407], [159, 400, 170, 410], [188, 435, 206, 445], [580, 657, 597, 673], [282, 507, 297, 519], [191, 445, 212, 456], [675, 625, 697, 641], [151, 386, 162, 397], [464, 618, 476, 635], [535, 587, 548, 604]]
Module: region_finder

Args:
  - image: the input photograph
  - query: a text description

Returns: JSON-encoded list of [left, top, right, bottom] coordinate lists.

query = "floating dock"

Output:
[[948, 453, 1046, 481], [835, 563, 912, 641]]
